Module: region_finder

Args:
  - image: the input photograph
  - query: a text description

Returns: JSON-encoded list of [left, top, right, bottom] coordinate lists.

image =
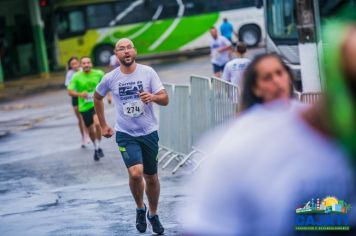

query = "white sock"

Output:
[[93, 140, 100, 150]]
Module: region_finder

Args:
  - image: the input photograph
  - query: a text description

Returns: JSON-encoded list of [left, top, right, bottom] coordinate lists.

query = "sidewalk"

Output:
[[0, 71, 66, 102]]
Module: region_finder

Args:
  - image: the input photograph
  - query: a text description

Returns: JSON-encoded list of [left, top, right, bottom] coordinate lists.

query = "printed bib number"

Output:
[[85, 93, 94, 103], [123, 101, 144, 118]]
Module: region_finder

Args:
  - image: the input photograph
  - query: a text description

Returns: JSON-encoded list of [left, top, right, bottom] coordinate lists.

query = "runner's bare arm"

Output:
[[107, 92, 113, 104], [139, 89, 169, 106], [218, 44, 232, 53], [68, 90, 87, 98], [94, 91, 114, 138]]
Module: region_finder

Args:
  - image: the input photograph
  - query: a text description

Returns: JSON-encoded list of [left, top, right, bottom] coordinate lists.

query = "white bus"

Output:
[[264, 0, 356, 91], [54, 0, 265, 66]]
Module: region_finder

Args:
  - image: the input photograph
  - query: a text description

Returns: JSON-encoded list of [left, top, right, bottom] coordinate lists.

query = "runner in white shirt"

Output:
[[222, 42, 251, 89], [94, 38, 168, 235], [64, 56, 89, 147], [209, 27, 232, 77], [108, 54, 120, 71]]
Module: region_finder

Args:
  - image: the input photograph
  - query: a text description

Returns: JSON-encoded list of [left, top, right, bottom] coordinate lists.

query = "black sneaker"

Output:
[[147, 212, 164, 235], [136, 204, 147, 233], [97, 148, 104, 158], [93, 150, 100, 161]]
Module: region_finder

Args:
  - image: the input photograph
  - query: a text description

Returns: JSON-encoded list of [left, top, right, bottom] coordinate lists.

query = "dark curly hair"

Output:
[[67, 56, 79, 70], [240, 53, 295, 111]]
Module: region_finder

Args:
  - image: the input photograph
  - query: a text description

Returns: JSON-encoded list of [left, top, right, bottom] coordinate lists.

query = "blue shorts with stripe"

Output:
[[116, 131, 159, 175]]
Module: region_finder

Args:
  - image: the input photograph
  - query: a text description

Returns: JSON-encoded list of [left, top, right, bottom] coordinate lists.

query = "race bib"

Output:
[[123, 101, 144, 118], [85, 93, 94, 103]]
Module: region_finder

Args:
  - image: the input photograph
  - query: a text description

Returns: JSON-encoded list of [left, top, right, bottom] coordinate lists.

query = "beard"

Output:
[[119, 55, 135, 67], [83, 66, 91, 72]]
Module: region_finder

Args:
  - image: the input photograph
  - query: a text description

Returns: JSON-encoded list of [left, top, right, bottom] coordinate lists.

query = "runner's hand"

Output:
[[101, 125, 114, 138], [139, 92, 154, 104], [80, 92, 88, 98]]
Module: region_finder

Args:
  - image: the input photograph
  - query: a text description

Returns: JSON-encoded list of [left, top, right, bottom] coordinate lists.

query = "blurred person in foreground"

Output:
[[182, 22, 356, 235], [64, 57, 89, 147]]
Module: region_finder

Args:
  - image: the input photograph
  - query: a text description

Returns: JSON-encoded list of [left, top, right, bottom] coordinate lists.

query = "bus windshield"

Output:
[[266, 0, 298, 43], [266, 0, 354, 43]]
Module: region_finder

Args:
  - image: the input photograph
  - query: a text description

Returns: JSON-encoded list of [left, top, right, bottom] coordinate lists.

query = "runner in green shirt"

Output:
[[68, 56, 105, 161]]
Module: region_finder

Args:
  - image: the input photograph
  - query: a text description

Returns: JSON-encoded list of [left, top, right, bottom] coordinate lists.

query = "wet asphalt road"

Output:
[[0, 89, 189, 235], [0, 51, 264, 235]]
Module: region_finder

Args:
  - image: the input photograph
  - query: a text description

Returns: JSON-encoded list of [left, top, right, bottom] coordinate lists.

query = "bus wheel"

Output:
[[94, 45, 114, 66], [239, 25, 261, 47]]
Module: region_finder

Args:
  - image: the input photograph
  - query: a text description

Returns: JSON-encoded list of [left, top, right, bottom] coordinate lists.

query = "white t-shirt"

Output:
[[109, 55, 119, 68], [64, 69, 76, 87], [183, 105, 355, 235], [96, 64, 164, 137], [222, 57, 251, 87], [210, 36, 232, 66]]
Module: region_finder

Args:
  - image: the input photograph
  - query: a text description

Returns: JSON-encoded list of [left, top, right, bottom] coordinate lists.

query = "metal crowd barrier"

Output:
[[158, 83, 191, 154], [300, 92, 323, 104], [158, 75, 239, 174], [159, 75, 323, 174], [190, 75, 212, 145], [211, 76, 239, 126]]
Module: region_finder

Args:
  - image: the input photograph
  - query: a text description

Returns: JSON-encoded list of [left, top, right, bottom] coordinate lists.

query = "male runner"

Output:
[[68, 56, 105, 161], [94, 38, 168, 235]]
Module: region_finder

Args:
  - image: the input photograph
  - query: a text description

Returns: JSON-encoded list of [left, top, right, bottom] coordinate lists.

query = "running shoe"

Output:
[[81, 139, 86, 148], [97, 148, 104, 158], [147, 212, 164, 235], [93, 150, 100, 161], [136, 204, 147, 233]]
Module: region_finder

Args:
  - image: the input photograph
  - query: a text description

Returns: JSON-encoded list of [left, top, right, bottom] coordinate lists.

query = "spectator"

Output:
[[220, 18, 234, 43]]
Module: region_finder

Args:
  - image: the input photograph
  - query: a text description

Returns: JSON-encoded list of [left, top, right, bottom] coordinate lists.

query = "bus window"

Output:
[[267, 0, 298, 42], [57, 9, 86, 39], [113, 0, 151, 25], [184, 0, 215, 16], [158, 1, 180, 20], [69, 11, 85, 32], [86, 4, 114, 28], [218, 0, 255, 11]]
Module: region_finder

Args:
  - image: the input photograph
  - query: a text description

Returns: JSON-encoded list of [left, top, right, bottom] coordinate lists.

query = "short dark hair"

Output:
[[240, 53, 295, 111], [80, 56, 92, 63], [67, 56, 78, 70], [236, 42, 247, 54]]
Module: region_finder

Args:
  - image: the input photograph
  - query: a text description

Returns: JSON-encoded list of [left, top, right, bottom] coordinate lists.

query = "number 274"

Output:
[[126, 106, 140, 113]]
